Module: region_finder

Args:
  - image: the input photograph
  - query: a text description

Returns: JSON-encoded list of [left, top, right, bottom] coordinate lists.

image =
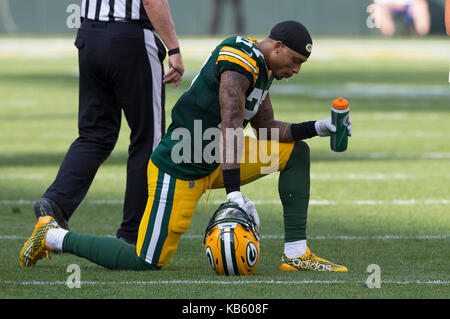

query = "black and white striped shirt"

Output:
[[81, 0, 153, 28]]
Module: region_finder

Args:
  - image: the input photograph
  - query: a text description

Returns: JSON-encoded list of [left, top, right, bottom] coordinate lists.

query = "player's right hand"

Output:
[[227, 191, 260, 228]]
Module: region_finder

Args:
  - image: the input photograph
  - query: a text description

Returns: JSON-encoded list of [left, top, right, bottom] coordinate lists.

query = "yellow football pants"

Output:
[[136, 136, 295, 267]]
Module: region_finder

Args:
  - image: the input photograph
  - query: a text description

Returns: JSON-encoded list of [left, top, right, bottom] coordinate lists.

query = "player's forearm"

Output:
[[254, 120, 293, 142], [250, 95, 316, 142], [219, 71, 249, 170], [142, 0, 180, 50], [221, 128, 243, 170], [254, 120, 317, 142]]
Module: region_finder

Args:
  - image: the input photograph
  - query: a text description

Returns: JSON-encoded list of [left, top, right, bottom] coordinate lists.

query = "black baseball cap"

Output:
[[269, 21, 313, 57]]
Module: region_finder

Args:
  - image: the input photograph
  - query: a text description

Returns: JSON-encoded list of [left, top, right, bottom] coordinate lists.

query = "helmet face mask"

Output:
[[203, 202, 260, 276]]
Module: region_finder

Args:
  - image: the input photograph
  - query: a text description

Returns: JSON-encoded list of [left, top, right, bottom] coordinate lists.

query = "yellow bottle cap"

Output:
[[332, 97, 349, 110]]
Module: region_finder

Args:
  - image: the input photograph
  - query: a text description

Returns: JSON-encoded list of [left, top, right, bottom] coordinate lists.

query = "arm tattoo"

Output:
[[272, 120, 293, 142], [219, 71, 251, 170], [250, 93, 294, 142]]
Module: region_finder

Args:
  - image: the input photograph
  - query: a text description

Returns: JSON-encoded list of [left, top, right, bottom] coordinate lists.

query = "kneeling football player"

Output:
[[20, 21, 350, 272]]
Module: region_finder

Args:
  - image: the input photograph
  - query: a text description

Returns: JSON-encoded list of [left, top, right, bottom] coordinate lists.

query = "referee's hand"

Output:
[[164, 54, 184, 88]]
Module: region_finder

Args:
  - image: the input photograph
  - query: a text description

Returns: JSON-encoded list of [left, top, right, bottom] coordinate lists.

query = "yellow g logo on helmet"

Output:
[[246, 242, 258, 267]]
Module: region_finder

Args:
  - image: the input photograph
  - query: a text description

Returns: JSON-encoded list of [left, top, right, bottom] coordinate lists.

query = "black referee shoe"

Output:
[[34, 198, 69, 230]]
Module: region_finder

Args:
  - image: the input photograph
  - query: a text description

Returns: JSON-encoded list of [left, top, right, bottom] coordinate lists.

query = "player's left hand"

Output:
[[315, 117, 352, 137], [227, 191, 260, 228]]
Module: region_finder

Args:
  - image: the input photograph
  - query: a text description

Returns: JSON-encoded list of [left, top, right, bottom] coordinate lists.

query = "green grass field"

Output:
[[0, 36, 449, 300]]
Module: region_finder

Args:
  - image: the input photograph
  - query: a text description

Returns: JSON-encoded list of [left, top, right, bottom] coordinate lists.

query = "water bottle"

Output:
[[330, 97, 350, 152]]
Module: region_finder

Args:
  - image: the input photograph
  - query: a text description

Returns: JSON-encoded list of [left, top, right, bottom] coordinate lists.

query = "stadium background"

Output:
[[0, 0, 447, 35]]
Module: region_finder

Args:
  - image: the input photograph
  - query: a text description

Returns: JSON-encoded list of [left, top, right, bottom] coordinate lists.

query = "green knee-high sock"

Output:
[[62, 232, 157, 270], [278, 141, 311, 242]]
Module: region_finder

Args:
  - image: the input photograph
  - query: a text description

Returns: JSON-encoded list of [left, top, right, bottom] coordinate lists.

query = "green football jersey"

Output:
[[151, 36, 274, 180]]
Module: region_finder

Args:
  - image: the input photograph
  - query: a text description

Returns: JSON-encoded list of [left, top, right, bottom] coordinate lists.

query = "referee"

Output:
[[34, 0, 184, 245]]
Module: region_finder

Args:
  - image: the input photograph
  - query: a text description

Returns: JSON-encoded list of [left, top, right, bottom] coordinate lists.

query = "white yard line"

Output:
[[1, 279, 448, 286], [3, 152, 447, 161], [167, 234, 450, 240], [357, 131, 450, 139], [0, 174, 46, 180], [0, 173, 121, 180], [312, 152, 450, 159], [2, 172, 450, 181], [2, 38, 449, 62], [1, 199, 449, 206], [0, 173, 450, 180], [2, 234, 448, 241]]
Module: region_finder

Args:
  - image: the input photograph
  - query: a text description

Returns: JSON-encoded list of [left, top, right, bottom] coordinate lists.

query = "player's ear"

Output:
[[273, 41, 283, 54]]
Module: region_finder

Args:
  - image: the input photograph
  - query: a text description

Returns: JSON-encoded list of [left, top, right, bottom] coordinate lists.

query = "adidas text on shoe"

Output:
[[280, 247, 348, 272]]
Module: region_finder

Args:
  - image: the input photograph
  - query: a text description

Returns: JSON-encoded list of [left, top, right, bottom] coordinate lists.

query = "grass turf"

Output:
[[0, 36, 449, 300]]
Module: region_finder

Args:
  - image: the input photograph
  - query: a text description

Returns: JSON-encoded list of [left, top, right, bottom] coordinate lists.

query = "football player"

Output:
[[20, 21, 350, 272]]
